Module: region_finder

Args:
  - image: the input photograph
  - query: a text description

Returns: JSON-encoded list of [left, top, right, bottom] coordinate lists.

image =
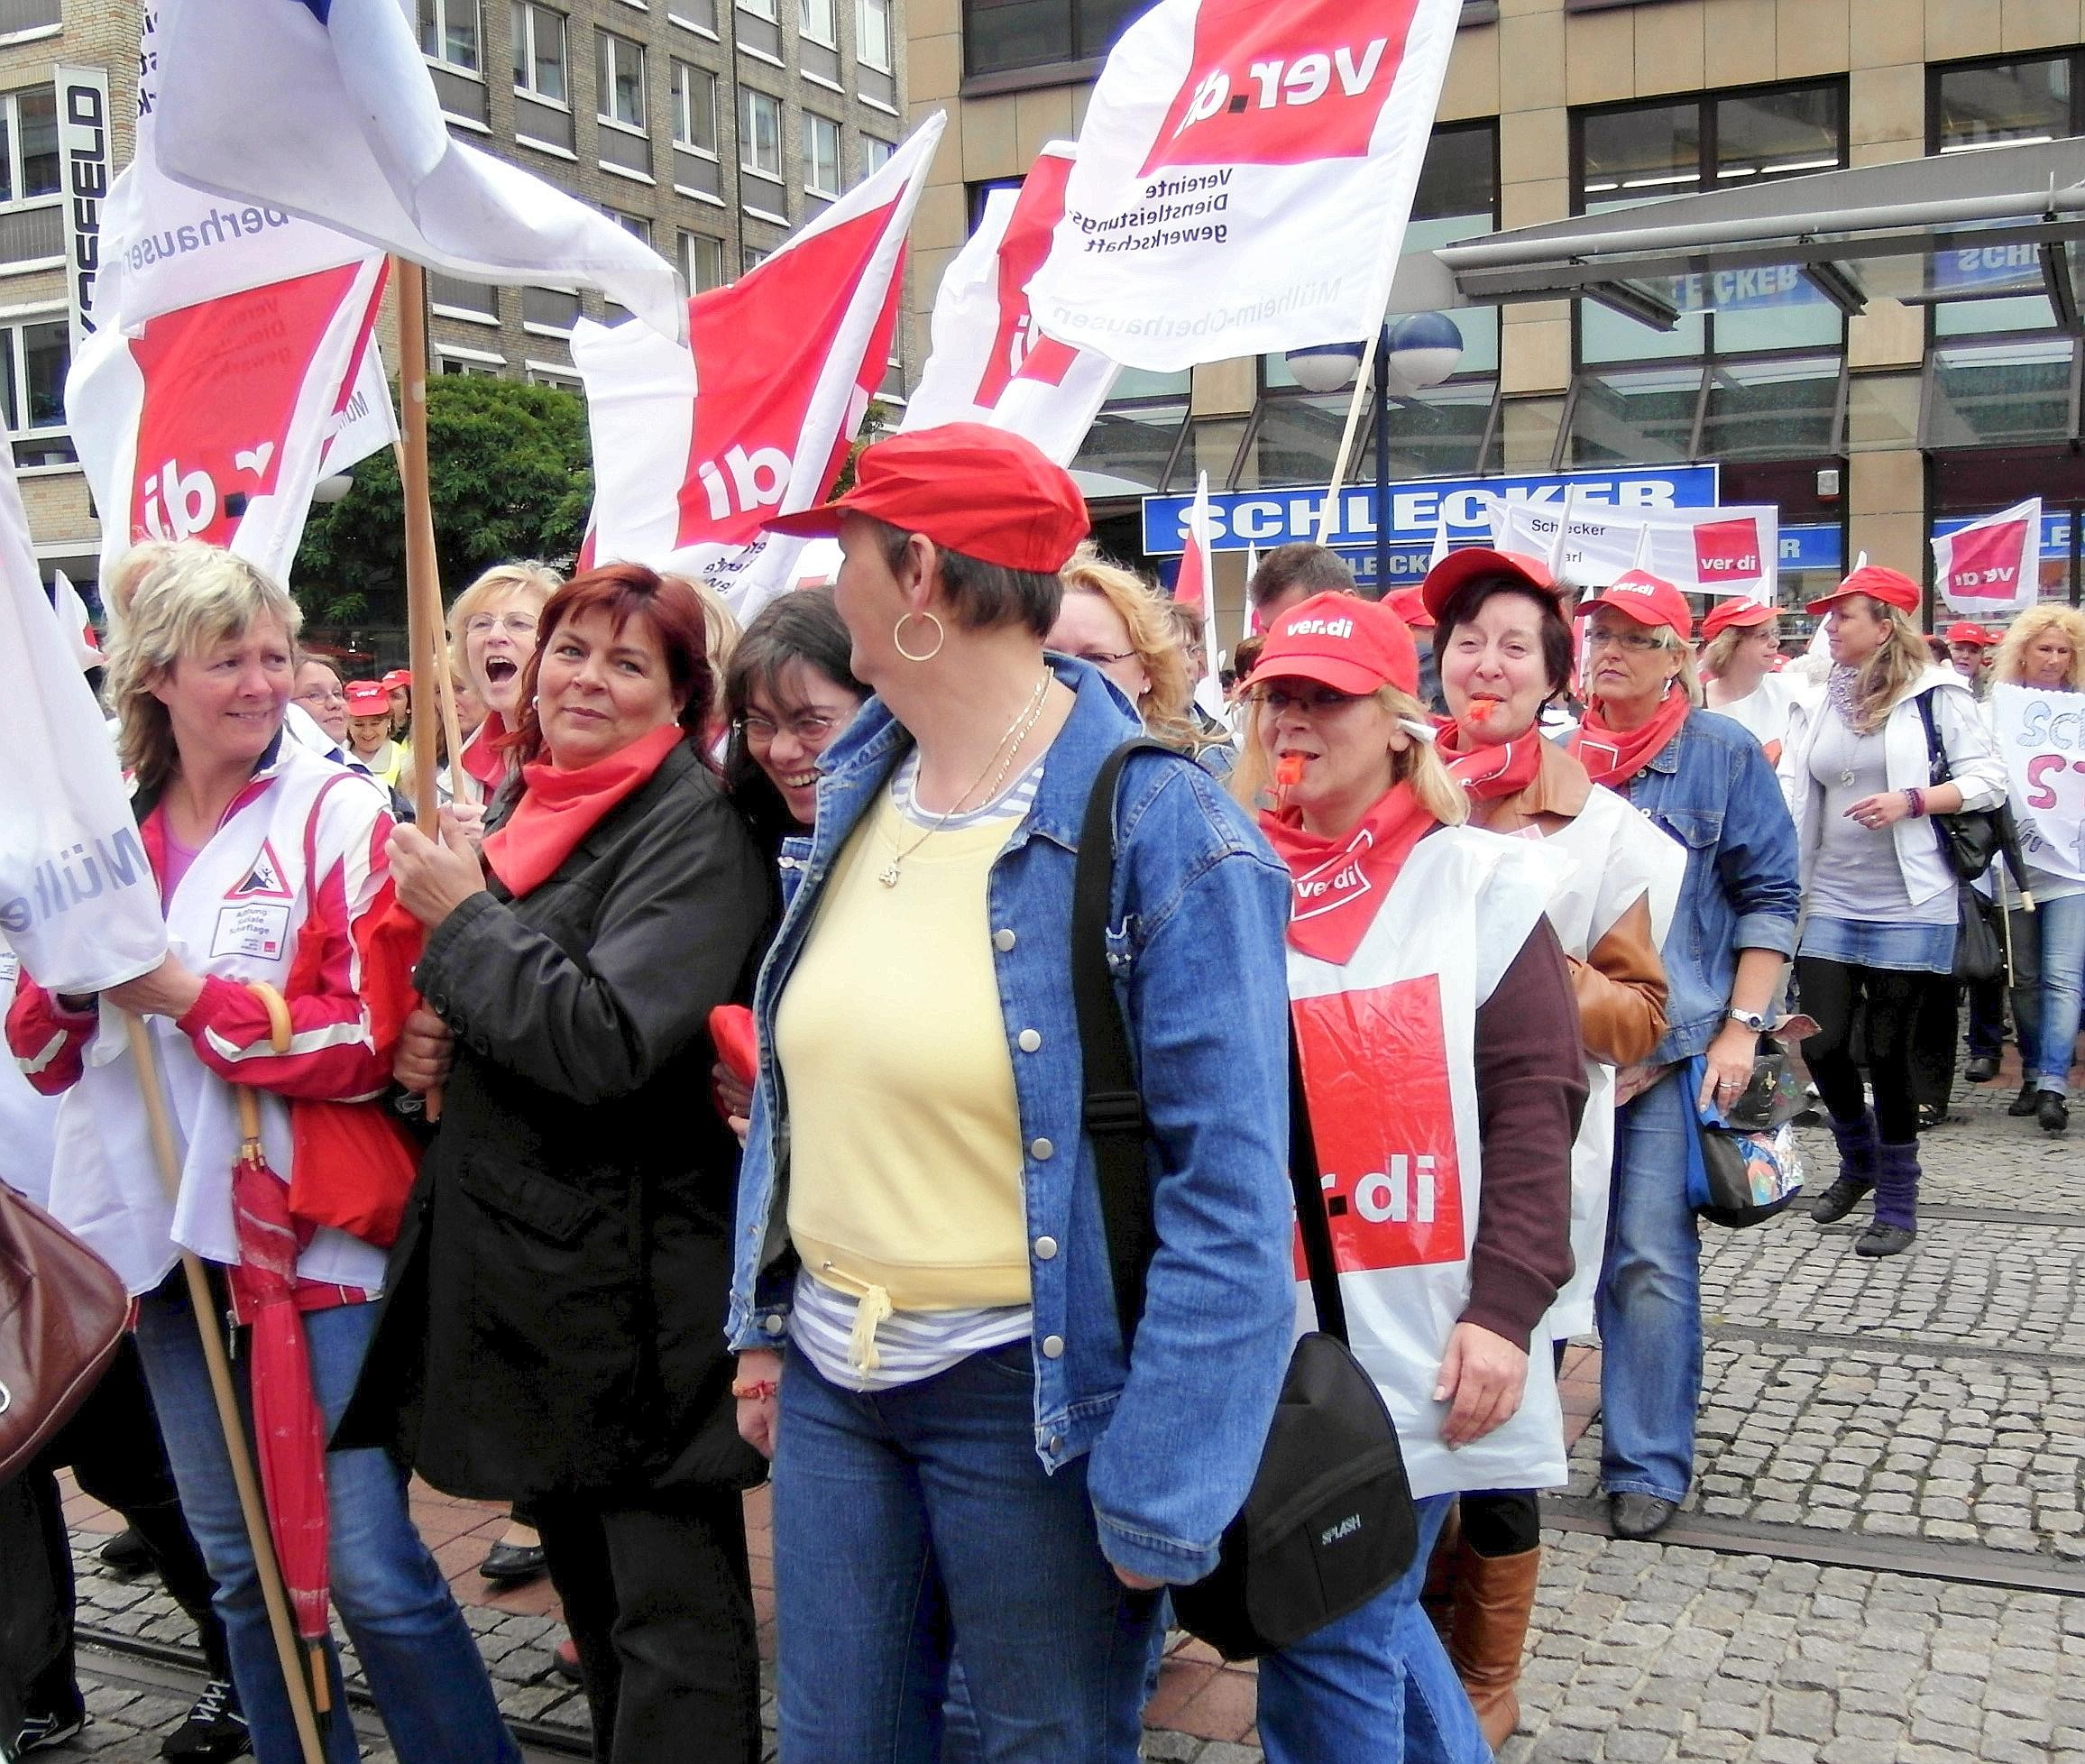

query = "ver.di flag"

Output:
[[0, 451, 167, 995], [1489, 496, 1779, 601], [903, 142, 1119, 462], [1933, 499, 2042, 616], [1026, 0, 1463, 372], [574, 115, 943, 617], [1172, 472, 1226, 720], [151, 0, 684, 341]]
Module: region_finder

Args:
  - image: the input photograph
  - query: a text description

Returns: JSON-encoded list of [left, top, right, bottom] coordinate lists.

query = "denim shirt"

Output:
[[1620, 708, 1800, 1063], [728, 658, 1297, 1584]]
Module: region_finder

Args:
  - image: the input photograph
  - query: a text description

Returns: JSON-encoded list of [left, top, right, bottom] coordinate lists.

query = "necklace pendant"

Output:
[[878, 860, 901, 887]]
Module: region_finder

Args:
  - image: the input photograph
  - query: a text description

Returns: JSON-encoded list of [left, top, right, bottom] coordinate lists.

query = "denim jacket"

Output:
[[727, 658, 1297, 1584], [1620, 708, 1800, 1063]]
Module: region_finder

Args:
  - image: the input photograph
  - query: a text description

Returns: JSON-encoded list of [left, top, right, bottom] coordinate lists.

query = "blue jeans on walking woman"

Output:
[[2034, 892, 2085, 1097], [133, 1278, 519, 1764], [1256, 1493, 1490, 1764]]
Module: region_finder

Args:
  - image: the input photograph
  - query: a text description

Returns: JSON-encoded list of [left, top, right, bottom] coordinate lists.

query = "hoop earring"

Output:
[[894, 611, 945, 663]]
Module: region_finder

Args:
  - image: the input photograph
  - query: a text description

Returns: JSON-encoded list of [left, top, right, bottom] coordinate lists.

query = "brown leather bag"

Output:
[[0, 1182, 128, 1481]]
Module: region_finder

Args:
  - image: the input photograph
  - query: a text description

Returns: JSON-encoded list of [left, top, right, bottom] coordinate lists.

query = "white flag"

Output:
[[575, 115, 943, 618], [1028, 0, 1462, 372], [152, 0, 684, 340], [0, 457, 167, 994], [1489, 497, 1779, 601], [51, 572, 103, 670], [903, 143, 1119, 462], [1173, 472, 1226, 720], [1933, 500, 2042, 616]]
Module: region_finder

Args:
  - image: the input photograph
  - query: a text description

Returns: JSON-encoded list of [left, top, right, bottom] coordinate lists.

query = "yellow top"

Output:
[[776, 786, 1031, 1324]]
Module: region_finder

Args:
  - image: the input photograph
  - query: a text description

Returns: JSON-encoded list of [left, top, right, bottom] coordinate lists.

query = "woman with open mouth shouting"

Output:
[[1235, 592, 1585, 1764], [1418, 550, 1682, 1746], [446, 562, 563, 809]]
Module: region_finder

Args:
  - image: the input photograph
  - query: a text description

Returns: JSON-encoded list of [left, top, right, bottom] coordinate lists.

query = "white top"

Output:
[[1706, 671, 1801, 754], [1804, 714, 1946, 923]]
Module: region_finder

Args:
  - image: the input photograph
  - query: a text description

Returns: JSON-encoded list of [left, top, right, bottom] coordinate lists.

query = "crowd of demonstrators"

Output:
[[1944, 620, 1998, 693], [5, 543, 518, 1764], [1781, 568, 2006, 1256], [1566, 570, 1800, 1543], [343, 677, 405, 786]]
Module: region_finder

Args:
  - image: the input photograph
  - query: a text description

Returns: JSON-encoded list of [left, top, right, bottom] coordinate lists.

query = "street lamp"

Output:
[[1284, 313, 1464, 593]]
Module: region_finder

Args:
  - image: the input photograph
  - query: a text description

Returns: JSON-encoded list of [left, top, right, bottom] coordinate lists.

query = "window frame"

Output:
[[421, 0, 484, 73], [510, 1, 569, 106], [594, 28, 648, 134], [856, 0, 890, 69], [0, 86, 60, 225], [0, 310, 73, 470], [679, 228, 726, 293], [671, 59, 719, 156], [799, 0, 838, 47], [802, 110, 841, 198], [739, 85, 784, 180]]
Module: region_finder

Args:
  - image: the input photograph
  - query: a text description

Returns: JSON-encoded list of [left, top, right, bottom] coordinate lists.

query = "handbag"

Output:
[[1913, 690, 2000, 881], [0, 1181, 128, 1482], [1683, 1049, 1805, 1228], [1073, 739, 1415, 1663], [1951, 882, 2004, 985]]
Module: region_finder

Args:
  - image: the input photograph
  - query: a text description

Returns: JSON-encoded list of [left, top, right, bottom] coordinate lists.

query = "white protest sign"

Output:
[[1991, 680, 2085, 888], [1933, 499, 2041, 616], [1489, 496, 1778, 600]]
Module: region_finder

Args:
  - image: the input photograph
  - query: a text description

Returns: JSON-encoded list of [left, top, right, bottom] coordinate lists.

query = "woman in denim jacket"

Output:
[[726, 426, 1296, 1764], [1566, 570, 1800, 1543]]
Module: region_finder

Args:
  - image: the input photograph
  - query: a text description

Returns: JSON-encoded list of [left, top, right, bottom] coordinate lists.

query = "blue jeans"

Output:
[[1595, 1067, 1701, 1505], [1257, 1494, 1489, 1764], [2034, 893, 2085, 1095], [771, 1339, 1162, 1764], [133, 1281, 519, 1764]]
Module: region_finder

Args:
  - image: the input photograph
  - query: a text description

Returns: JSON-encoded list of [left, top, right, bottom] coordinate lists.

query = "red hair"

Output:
[[510, 563, 719, 767]]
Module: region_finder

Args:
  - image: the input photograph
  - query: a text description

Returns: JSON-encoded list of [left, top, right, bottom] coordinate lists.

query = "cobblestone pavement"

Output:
[[53, 1061, 2085, 1761]]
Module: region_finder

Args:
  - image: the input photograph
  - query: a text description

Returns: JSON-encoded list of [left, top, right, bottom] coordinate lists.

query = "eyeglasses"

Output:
[[464, 612, 539, 639], [737, 711, 843, 749], [1583, 626, 1666, 653], [295, 684, 346, 706], [1249, 685, 1365, 716], [1070, 648, 1136, 667]]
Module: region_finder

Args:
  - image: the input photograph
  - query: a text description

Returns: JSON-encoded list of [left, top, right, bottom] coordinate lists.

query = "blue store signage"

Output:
[[1142, 464, 1722, 556]]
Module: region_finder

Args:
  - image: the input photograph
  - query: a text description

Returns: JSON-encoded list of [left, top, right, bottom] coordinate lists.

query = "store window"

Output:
[[963, 0, 1142, 80]]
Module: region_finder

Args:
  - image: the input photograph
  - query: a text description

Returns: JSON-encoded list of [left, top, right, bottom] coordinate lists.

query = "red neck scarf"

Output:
[[483, 723, 683, 897], [458, 711, 512, 796], [1569, 690, 1690, 791], [1437, 719, 1545, 804], [1260, 784, 1440, 965]]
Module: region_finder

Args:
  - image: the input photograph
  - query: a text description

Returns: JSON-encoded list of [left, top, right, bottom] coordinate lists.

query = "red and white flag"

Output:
[[1027, 0, 1463, 372], [903, 142, 1119, 462], [1174, 471, 1226, 720], [1933, 499, 2042, 615], [0, 450, 167, 995], [574, 115, 943, 618], [51, 573, 102, 671], [69, 258, 391, 590]]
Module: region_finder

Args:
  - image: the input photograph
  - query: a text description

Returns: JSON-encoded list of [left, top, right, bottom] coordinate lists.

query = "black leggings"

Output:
[[1796, 955, 1937, 1144]]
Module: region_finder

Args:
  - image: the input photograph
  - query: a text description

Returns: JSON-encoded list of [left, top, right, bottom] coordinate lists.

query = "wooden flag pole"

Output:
[[122, 1015, 330, 1764]]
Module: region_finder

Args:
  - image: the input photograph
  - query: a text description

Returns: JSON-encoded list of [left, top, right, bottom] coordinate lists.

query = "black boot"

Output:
[[1813, 1110, 1878, 1224], [2009, 1081, 2041, 1116], [1857, 1141, 1919, 1257], [2040, 1090, 2070, 1135]]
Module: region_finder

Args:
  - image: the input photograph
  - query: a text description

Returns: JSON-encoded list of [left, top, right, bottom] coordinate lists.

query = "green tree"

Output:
[[292, 376, 593, 624]]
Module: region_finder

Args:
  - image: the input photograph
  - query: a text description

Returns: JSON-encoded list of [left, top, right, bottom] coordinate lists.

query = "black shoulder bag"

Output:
[[1073, 739, 1414, 1663], [1913, 690, 2006, 983]]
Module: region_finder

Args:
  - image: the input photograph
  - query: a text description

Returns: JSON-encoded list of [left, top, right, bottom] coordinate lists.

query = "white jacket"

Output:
[[1780, 666, 2005, 914]]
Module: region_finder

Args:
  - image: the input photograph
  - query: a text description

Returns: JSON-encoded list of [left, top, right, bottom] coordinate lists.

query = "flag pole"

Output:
[[121, 1014, 330, 1764], [1311, 325, 1384, 551]]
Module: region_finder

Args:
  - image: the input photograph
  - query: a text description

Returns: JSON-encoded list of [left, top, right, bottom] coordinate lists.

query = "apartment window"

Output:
[[438, 349, 506, 377], [511, 2, 566, 101], [522, 285, 583, 332], [963, 0, 1139, 79], [672, 61, 717, 152], [0, 87, 56, 208], [859, 135, 894, 182], [526, 363, 583, 392], [609, 208, 653, 245], [800, 0, 836, 44], [857, 0, 890, 69], [803, 113, 840, 197], [420, 0, 482, 69], [738, 0, 777, 15], [740, 86, 783, 177], [596, 30, 647, 130], [0, 316, 71, 466], [668, 0, 718, 30], [429, 273, 500, 322], [680, 229, 725, 292], [743, 243, 771, 276]]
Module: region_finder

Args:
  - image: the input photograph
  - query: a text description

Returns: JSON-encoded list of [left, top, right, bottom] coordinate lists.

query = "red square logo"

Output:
[[1291, 975, 1465, 1276], [1948, 519, 2028, 598], [1694, 517, 1763, 582]]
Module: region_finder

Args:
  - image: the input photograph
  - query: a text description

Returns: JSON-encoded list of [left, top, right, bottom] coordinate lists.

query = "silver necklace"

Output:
[[878, 673, 1050, 887]]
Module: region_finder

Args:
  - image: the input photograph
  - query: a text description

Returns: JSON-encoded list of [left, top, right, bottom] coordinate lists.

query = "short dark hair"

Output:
[[1248, 543, 1355, 611], [1434, 575, 1576, 700], [723, 586, 867, 851], [868, 518, 1062, 638]]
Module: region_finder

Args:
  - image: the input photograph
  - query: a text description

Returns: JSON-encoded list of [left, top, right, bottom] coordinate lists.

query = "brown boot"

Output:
[[1419, 1501, 1461, 1641], [1447, 1541, 1540, 1749]]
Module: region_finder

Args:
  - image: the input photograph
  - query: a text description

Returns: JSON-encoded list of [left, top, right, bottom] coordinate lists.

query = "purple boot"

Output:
[[1812, 1110, 1878, 1225], [1857, 1141, 1918, 1257]]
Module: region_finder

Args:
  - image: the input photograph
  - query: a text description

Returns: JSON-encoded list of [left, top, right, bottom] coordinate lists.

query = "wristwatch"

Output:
[[1725, 1008, 1770, 1033]]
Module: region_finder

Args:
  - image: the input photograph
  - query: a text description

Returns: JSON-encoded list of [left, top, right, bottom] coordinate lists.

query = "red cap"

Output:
[[1943, 620, 1998, 646], [1574, 569, 1694, 640], [1807, 564, 1920, 617], [381, 667, 412, 691], [765, 423, 1089, 573], [1419, 547, 1558, 622], [1701, 598, 1777, 642], [345, 681, 389, 715], [1383, 585, 1435, 629], [1247, 593, 1419, 697]]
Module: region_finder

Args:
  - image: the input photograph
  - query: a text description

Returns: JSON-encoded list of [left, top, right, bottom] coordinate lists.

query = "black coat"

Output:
[[337, 744, 773, 1501]]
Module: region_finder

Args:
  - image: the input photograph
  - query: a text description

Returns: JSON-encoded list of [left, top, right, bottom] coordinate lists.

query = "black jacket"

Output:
[[338, 744, 773, 1500]]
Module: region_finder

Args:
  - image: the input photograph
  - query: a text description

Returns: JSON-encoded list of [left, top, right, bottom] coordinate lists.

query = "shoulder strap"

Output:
[[1913, 687, 1950, 786], [1072, 738, 1348, 1350]]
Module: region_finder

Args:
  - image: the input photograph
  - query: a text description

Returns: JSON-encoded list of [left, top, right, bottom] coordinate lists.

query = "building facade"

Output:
[[908, 0, 2085, 625]]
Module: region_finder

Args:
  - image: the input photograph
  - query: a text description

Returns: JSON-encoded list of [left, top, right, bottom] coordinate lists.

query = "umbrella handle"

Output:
[[232, 983, 295, 1146]]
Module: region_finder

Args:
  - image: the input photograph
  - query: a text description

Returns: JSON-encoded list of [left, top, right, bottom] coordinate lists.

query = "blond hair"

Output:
[[1700, 621, 1775, 684], [104, 545, 300, 795], [688, 575, 742, 681], [1994, 604, 2085, 692], [445, 561, 561, 680], [1837, 597, 1931, 732], [102, 540, 182, 630], [1230, 684, 1467, 828], [1060, 544, 1197, 746]]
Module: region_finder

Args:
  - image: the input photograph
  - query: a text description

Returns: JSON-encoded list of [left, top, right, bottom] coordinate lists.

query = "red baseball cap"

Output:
[[1419, 547, 1559, 622], [1701, 598, 1777, 642], [345, 681, 389, 715], [1943, 620, 1998, 647], [1383, 585, 1435, 630], [1575, 569, 1694, 641], [765, 423, 1089, 573], [1247, 592, 1419, 697], [1806, 564, 1920, 617], [381, 667, 412, 692]]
